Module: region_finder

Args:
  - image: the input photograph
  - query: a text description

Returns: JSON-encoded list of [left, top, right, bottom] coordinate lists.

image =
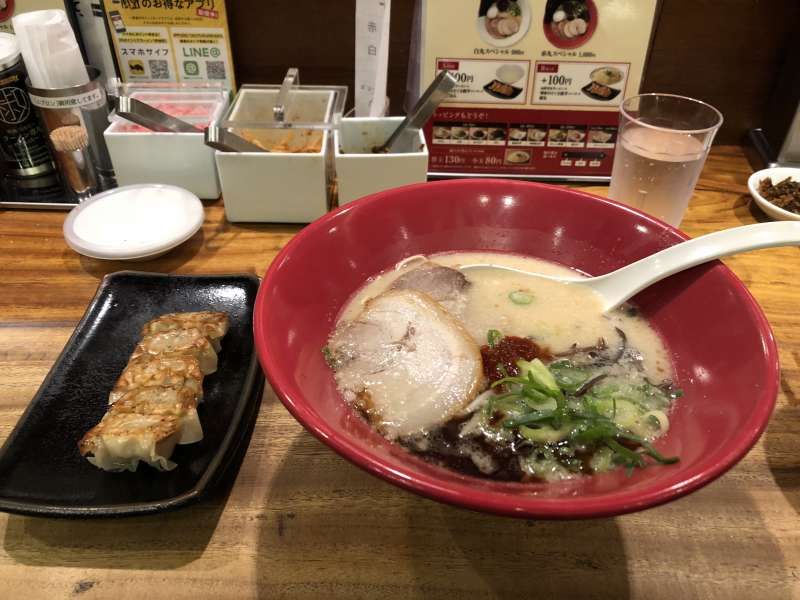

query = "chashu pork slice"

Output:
[[389, 261, 470, 317], [328, 289, 484, 438]]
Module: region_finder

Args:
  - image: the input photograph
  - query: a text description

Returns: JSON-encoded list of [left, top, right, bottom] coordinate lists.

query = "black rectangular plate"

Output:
[[483, 80, 523, 100], [581, 82, 621, 101], [0, 271, 264, 517]]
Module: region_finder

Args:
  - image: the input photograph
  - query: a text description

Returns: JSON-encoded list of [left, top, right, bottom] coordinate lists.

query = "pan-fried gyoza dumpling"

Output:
[[141, 311, 230, 351], [327, 289, 484, 438], [132, 327, 217, 374], [78, 412, 182, 472], [109, 354, 204, 404], [110, 385, 202, 444]]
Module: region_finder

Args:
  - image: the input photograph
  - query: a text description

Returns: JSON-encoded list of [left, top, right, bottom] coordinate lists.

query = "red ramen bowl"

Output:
[[254, 180, 778, 518]]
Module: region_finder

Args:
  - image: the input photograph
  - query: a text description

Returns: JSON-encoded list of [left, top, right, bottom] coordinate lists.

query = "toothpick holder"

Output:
[[27, 66, 116, 200]]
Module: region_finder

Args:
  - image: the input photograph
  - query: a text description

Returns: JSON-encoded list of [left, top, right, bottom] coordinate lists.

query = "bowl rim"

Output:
[[747, 167, 800, 222], [255, 179, 779, 518]]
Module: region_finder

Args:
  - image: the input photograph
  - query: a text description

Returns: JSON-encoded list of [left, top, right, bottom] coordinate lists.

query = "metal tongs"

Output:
[[204, 125, 265, 153], [116, 96, 202, 134], [373, 70, 457, 154], [115, 93, 264, 152], [204, 67, 300, 153], [273, 67, 299, 123]]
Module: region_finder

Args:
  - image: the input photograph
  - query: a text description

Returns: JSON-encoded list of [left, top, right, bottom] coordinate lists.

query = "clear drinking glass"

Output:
[[608, 93, 723, 227]]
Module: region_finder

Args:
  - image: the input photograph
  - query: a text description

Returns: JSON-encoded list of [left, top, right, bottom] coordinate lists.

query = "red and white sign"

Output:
[[418, 0, 660, 179]]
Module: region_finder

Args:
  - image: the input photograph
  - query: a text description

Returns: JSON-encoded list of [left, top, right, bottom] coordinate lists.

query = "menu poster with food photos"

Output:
[[418, 0, 659, 179], [102, 0, 236, 88]]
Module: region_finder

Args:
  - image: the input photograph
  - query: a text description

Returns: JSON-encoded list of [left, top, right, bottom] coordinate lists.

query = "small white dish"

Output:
[[63, 184, 204, 260], [747, 167, 800, 222], [496, 64, 525, 84]]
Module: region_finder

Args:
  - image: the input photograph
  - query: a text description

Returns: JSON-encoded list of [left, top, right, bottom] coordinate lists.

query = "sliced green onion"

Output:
[[321, 346, 336, 368], [589, 447, 615, 473], [606, 438, 645, 469], [617, 432, 679, 465], [508, 290, 533, 305], [502, 411, 555, 429], [519, 424, 571, 443], [548, 359, 592, 393], [516, 358, 560, 395], [487, 329, 503, 347]]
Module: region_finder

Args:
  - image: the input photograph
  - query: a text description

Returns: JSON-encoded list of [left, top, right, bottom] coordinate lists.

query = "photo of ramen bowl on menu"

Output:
[[543, 0, 597, 49], [548, 128, 567, 143], [433, 126, 451, 140], [451, 127, 469, 140], [483, 64, 526, 100], [582, 66, 624, 101], [528, 128, 547, 142], [589, 128, 616, 145], [504, 149, 531, 164], [470, 127, 489, 141], [566, 128, 586, 143], [477, 0, 531, 48], [509, 128, 527, 141]]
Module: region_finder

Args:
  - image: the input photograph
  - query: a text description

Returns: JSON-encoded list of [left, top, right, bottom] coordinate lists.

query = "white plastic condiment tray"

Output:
[[63, 184, 204, 260]]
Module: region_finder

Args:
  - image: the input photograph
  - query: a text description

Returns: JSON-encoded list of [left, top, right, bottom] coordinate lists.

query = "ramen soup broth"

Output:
[[340, 252, 671, 379], [333, 252, 678, 481]]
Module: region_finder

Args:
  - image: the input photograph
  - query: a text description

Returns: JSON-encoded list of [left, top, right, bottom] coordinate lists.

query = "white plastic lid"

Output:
[[0, 33, 21, 70], [107, 89, 228, 133], [63, 184, 204, 260]]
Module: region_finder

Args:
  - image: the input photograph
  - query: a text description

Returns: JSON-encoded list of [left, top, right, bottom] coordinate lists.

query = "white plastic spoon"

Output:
[[458, 221, 800, 313]]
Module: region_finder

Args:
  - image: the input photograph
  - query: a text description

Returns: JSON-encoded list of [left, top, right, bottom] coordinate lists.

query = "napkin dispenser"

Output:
[[210, 73, 347, 223]]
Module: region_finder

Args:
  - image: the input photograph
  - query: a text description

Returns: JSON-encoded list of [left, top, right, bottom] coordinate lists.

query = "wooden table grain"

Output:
[[0, 145, 797, 600]]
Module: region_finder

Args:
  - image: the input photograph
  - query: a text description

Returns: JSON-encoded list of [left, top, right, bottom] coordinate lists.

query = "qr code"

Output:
[[206, 60, 226, 80], [148, 60, 170, 80]]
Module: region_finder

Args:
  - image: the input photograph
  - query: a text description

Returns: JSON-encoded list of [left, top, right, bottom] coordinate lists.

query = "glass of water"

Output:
[[608, 93, 723, 227]]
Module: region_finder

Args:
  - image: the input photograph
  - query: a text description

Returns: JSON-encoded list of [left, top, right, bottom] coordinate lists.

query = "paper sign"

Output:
[[29, 88, 105, 109], [418, 0, 659, 179], [102, 0, 235, 88], [355, 0, 390, 117]]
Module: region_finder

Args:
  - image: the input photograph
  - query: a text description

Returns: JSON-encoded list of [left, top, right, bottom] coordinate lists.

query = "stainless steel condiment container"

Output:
[[27, 66, 116, 199]]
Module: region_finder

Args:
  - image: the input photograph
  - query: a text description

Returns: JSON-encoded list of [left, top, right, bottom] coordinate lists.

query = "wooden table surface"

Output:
[[0, 145, 797, 599]]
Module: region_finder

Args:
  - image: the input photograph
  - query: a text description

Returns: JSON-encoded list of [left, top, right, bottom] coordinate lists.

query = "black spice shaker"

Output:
[[0, 32, 56, 182]]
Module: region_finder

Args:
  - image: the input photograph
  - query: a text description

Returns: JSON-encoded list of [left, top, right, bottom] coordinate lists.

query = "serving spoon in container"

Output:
[[373, 70, 457, 154], [459, 221, 800, 313]]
